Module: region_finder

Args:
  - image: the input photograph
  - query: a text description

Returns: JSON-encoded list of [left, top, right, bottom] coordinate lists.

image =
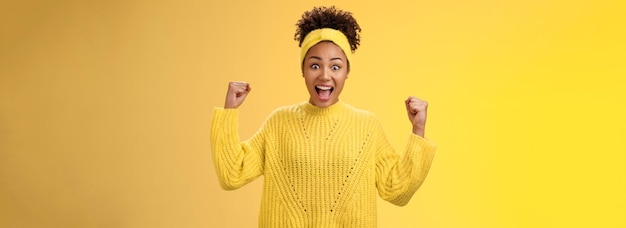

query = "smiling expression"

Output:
[[302, 41, 349, 108]]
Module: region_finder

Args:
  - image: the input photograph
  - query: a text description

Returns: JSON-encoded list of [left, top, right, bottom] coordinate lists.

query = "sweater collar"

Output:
[[300, 101, 348, 116]]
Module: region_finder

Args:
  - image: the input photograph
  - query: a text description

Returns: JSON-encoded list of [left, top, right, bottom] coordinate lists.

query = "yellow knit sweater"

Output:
[[210, 101, 436, 227]]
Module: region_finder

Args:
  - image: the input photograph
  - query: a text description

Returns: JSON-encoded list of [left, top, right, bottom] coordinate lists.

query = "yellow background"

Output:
[[1, 0, 624, 227]]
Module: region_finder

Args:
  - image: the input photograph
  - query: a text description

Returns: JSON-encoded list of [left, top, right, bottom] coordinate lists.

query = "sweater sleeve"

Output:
[[210, 108, 266, 190], [374, 122, 436, 206]]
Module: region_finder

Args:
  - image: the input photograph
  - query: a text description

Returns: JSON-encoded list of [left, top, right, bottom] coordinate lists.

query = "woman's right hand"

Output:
[[224, 82, 251, 109]]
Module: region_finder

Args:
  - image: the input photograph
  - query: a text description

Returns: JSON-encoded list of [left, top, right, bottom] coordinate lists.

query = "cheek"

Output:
[[336, 72, 348, 84], [302, 69, 313, 80]]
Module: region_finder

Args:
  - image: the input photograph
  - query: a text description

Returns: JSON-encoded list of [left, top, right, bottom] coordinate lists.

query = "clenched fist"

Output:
[[405, 96, 428, 137], [224, 82, 251, 109]]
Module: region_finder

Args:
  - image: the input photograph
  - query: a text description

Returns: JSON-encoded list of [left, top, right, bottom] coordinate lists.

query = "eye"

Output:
[[332, 65, 341, 70], [311, 64, 320, 69]]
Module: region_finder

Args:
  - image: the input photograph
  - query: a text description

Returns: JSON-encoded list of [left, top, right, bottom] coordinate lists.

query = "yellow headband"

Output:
[[300, 28, 352, 66]]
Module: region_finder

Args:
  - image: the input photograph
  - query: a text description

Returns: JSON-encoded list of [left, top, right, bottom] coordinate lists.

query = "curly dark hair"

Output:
[[294, 6, 361, 53]]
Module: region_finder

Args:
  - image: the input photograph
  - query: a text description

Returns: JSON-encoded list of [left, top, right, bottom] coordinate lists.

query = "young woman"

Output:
[[211, 6, 436, 227]]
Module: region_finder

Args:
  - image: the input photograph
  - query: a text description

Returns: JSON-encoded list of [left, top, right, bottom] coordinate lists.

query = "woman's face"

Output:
[[302, 41, 349, 108]]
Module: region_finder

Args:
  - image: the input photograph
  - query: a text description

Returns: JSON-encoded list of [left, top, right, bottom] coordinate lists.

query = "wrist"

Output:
[[412, 125, 425, 137]]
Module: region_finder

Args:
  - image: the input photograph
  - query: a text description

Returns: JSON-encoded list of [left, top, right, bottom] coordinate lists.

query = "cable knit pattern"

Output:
[[210, 101, 436, 227]]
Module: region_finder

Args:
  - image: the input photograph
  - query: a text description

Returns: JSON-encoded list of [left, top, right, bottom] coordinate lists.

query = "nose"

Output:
[[319, 68, 331, 81]]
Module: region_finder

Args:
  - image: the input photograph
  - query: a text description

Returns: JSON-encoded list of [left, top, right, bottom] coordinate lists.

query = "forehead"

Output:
[[305, 41, 347, 59]]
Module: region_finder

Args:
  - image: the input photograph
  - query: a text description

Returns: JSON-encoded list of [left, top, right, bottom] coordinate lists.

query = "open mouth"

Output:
[[315, 85, 334, 101]]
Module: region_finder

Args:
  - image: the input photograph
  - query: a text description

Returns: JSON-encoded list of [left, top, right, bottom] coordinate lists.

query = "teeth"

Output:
[[316, 85, 332, 90]]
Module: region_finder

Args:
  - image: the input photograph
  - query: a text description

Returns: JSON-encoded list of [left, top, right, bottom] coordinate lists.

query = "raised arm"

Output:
[[211, 82, 265, 190], [375, 96, 436, 205]]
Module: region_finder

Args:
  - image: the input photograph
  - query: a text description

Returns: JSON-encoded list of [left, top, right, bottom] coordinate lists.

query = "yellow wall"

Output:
[[1, 0, 624, 227]]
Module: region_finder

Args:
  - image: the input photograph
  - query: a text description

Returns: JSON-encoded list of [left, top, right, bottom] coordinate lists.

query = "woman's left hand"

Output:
[[405, 96, 428, 137]]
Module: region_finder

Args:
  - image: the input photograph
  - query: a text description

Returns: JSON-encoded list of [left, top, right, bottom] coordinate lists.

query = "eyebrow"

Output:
[[308, 56, 344, 62]]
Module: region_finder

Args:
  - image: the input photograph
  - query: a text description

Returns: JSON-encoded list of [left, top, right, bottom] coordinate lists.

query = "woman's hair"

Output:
[[294, 6, 361, 53]]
